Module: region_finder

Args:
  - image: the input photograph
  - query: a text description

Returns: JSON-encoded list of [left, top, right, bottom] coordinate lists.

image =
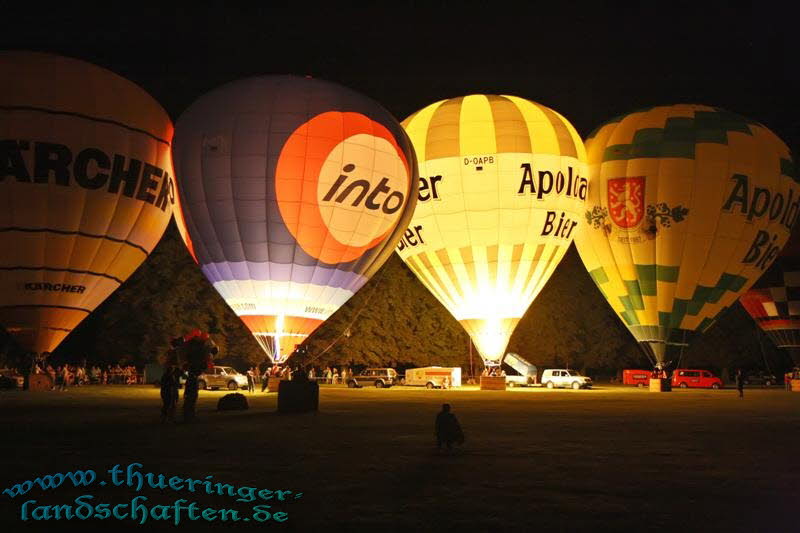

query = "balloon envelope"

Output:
[[0, 52, 176, 354], [396, 95, 587, 363], [740, 228, 800, 358], [574, 104, 797, 367], [173, 76, 417, 363]]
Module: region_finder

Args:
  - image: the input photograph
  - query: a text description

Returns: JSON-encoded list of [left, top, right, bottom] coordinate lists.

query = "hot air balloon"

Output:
[[0, 52, 177, 356], [740, 227, 800, 363], [173, 76, 417, 364], [396, 95, 587, 366], [574, 104, 797, 370]]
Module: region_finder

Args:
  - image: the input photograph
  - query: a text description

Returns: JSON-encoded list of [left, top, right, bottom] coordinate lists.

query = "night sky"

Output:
[[2, 4, 796, 150]]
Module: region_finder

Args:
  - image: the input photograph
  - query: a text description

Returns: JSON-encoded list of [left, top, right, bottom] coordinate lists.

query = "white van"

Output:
[[541, 369, 592, 389], [404, 367, 461, 389]]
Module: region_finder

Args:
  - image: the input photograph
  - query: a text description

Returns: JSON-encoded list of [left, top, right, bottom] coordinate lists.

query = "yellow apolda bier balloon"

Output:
[[397, 95, 587, 363]]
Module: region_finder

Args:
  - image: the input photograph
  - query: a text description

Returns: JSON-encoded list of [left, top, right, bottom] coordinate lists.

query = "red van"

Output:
[[672, 369, 723, 389], [623, 369, 652, 387]]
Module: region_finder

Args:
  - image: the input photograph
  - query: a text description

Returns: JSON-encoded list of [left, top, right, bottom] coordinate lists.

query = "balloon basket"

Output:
[[789, 379, 800, 392], [267, 378, 282, 393], [480, 376, 506, 390], [649, 378, 671, 392], [277, 381, 319, 413], [28, 375, 53, 391]]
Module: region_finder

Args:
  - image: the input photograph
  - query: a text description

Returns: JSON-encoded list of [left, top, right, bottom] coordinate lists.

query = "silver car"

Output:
[[541, 369, 593, 389], [197, 366, 248, 391]]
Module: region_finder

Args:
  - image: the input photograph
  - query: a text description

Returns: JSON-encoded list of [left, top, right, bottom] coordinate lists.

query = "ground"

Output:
[[1, 384, 798, 532]]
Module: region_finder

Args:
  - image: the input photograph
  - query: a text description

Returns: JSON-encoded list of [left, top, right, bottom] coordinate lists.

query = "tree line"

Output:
[[1, 222, 791, 378]]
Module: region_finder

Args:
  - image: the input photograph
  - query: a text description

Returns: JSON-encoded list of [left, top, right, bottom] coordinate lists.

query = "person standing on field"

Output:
[[160, 366, 180, 422], [246, 367, 255, 393], [59, 365, 69, 391], [735, 368, 745, 399], [261, 366, 270, 392]]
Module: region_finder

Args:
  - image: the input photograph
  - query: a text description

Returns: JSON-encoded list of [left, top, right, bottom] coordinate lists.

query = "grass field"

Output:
[[1, 384, 798, 532]]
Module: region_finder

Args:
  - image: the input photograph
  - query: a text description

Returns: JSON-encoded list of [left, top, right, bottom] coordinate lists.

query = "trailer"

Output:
[[502, 353, 538, 387], [404, 367, 461, 388], [622, 369, 651, 387], [144, 363, 164, 385]]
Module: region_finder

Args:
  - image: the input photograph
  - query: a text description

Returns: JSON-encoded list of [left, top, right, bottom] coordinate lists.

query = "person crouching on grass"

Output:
[[435, 403, 464, 453]]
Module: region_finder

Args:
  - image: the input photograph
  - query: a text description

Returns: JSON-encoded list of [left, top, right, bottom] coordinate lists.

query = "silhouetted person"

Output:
[[21, 351, 35, 391], [435, 403, 464, 452], [58, 366, 69, 391], [735, 369, 745, 399], [293, 367, 309, 382], [246, 367, 255, 393], [160, 366, 180, 422], [261, 367, 270, 392]]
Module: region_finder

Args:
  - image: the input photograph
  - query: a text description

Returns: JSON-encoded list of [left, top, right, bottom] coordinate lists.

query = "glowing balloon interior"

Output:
[[396, 95, 587, 364], [173, 76, 417, 364], [0, 52, 176, 354], [574, 104, 797, 367]]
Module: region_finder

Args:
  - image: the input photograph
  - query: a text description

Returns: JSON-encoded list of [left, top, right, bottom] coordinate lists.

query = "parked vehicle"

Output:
[[502, 353, 538, 387], [347, 368, 399, 388], [743, 371, 777, 387], [0, 368, 24, 389], [541, 369, 592, 389], [197, 366, 248, 390], [404, 367, 461, 389], [623, 369, 652, 387], [672, 369, 723, 389]]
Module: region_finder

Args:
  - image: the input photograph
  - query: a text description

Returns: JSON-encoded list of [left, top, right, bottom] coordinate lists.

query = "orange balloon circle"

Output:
[[275, 111, 411, 264]]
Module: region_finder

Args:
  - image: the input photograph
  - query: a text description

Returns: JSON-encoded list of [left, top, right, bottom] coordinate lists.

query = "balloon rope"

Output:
[[639, 342, 656, 368], [675, 340, 686, 369], [759, 336, 773, 374], [304, 264, 390, 366]]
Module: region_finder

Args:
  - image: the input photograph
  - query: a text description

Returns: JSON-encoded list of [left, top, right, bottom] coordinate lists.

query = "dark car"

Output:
[[0, 368, 24, 389], [347, 368, 399, 388], [744, 371, 777, 387]]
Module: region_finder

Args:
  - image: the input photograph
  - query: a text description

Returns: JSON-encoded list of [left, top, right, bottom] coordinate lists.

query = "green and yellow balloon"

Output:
[[574, 104, 797, 369]]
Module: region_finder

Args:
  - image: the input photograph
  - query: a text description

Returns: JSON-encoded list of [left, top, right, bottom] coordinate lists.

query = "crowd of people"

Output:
[[247, 365, 294, 393], [31, 362, 142, 389], [311, 366, 353, 384], [239, 365, 357, 393]]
